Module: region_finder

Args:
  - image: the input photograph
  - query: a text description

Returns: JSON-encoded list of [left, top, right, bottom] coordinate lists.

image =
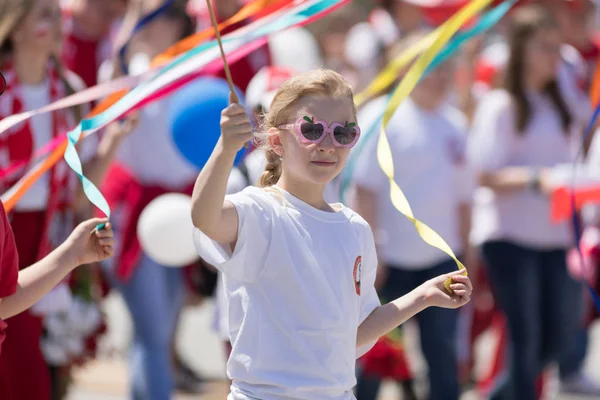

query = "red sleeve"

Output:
[[0, 201, 19, 298]]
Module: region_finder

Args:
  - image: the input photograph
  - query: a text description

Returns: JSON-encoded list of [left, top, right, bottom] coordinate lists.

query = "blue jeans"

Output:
[[104, 255, 184, 400], [355, 259, 460, 400], [559, 327, 588, 379], [481, 241, 584, 400]]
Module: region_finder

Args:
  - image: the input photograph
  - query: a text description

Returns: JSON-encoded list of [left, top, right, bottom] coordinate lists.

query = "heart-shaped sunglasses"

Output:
[[278, 116, 361, 148]]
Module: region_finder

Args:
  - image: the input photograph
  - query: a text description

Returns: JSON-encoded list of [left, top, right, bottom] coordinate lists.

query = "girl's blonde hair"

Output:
[[255, 69, 356, 187]]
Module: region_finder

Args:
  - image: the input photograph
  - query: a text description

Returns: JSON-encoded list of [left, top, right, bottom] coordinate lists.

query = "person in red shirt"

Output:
[[61, 0, 127, 88], [0, 201, 114, 355]]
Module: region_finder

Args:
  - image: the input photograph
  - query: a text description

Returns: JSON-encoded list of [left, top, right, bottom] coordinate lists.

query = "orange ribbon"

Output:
[[90, 0, 289, 117], [591, 58, 600, 109], [3, 0, 291, 211]]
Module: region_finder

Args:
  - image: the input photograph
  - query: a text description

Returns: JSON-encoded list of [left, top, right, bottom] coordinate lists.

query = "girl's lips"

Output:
[[311, 161, 336, 166]]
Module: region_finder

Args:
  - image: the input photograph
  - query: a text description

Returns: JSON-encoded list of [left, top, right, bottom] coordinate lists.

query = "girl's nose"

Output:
[[318, 132, 335, 152]]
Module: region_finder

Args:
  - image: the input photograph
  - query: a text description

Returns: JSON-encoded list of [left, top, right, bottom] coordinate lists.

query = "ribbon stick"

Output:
[[206, 0, 239, 103]]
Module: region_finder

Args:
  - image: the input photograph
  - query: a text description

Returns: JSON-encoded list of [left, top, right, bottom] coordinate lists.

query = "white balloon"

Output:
[[137, 193, 199, 267]]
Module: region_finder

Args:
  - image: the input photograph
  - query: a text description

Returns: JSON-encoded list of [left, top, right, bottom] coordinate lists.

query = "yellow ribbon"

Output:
[[354, 8, 473, 107], [353, 30, 437, 106], [376, 0, 494, 292]]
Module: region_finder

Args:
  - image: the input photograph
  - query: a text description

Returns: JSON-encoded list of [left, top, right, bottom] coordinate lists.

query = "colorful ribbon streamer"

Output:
[[423, 0, 515, 76], [354, 30, 438, 106], [0, 0, 290, 137], [151, 0, 292, 68], [1, 0, 348, 212], [340, 0, 514, 204], [376, 0, 499, 292], [64, 131, 111, 228]]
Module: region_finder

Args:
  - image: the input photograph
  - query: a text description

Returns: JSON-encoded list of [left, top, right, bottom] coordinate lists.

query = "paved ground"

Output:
[[66, 293, 600, 400]]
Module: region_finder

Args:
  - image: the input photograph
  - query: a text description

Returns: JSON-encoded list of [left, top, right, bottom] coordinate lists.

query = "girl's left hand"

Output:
[[419, 269, 472, 309]]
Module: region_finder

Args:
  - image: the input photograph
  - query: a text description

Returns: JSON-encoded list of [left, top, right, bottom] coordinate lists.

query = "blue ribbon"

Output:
[[64, 129, 111, 229]]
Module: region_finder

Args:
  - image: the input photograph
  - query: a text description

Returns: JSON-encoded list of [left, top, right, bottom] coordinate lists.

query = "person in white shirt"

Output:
[[97, 3, 204, 397], [467, 6, 585, 400], [191, 69, 473, 400], [351, 33, 474, 400]]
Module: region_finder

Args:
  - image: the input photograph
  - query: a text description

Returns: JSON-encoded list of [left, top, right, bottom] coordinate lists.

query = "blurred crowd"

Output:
[[1, 0, 600, 399]]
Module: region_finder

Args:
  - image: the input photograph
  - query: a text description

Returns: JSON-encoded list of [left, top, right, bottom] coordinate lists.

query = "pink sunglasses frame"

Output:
[[278, 117, 361, 148]]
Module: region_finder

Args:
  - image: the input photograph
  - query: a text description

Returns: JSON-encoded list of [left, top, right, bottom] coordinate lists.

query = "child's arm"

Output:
[[356, 269, 471, 348], [191, 100, 253, 244], [0, 218, 113, 319], [79, 116, 138, 193]]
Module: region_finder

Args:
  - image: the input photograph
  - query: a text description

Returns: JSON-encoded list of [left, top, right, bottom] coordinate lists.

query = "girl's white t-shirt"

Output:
[[468, 89, 580, 248], [193, 186, 380, 400], [212, 167, 253, 340], [352, 97, 473, 269]]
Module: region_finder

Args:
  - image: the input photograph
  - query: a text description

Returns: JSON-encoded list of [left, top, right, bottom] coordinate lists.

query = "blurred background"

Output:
[[1, 0, 600, 399]]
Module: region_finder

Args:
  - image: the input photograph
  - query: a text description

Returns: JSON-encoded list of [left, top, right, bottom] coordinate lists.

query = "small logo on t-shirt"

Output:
[[353, 256, 362, 296]]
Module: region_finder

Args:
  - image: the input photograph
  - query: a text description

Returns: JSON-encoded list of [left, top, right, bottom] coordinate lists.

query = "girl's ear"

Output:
[[267, 127, 284, 157]]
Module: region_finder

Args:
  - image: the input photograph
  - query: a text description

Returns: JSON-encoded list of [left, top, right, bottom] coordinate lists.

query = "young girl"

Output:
[[191, 69, 472, 399]]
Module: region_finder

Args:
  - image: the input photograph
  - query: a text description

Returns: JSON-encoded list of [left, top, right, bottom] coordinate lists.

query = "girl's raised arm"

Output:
[[191, 101, 253, 245]]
